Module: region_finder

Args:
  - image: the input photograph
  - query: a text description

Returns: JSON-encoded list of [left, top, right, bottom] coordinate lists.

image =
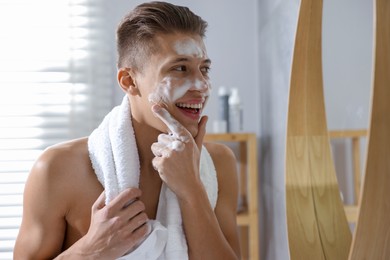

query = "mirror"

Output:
[[322, 0, 372, 220]]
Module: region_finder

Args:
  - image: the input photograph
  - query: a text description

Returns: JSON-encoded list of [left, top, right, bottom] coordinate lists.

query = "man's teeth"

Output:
[[176, 103, 203, 109]]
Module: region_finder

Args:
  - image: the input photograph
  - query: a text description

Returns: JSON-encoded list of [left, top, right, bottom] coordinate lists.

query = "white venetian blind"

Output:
[[0, 0, 114, 258]]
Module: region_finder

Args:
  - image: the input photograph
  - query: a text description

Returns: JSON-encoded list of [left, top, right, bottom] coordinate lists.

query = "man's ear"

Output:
[[117, 68, 140, 96]]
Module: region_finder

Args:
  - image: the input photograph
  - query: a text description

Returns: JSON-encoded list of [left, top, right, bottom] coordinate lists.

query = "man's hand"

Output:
[[72, 188, 150, 259], [150, 104, 208, 199]]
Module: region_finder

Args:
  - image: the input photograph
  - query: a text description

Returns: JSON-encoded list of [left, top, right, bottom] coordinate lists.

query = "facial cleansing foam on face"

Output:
[[174, 38, 204, 58]]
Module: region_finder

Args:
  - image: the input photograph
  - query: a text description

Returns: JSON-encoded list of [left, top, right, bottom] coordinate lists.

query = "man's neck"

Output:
[[131, 116, 161, 173]]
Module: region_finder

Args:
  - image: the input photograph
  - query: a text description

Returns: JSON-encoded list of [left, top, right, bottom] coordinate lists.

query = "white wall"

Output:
[[323, 0, 373, 130], [106, 1, 373, 259], [257, 1, 300, 258]]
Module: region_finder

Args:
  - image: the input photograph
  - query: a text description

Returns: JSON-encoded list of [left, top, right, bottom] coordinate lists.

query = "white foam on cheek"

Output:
[[174, 39, 204, 58], [171, 79, 211, 102], [148, 78, 211, 118], [149, 77, 194, 105], [171, 79, 191, 102], [148, 77, 173, 105]]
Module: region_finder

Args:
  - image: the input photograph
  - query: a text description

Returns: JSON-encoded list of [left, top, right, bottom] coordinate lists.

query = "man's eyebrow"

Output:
[[168, 57, 212, 64], [170, 57, 190, 63]]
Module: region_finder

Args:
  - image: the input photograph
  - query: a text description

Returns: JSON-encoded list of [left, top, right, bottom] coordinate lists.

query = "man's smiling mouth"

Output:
[[176, 102, 203, 114]]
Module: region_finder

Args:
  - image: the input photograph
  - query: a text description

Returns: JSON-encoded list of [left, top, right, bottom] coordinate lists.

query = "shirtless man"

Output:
[[14, 2, 240, 259]]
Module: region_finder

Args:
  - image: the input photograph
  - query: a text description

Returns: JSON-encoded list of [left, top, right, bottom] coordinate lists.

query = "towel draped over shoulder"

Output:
[[88, 96, 218, 260]]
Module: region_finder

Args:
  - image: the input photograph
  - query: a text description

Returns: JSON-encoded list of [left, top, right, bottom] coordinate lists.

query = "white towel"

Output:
[[88, 96, 218, 260]]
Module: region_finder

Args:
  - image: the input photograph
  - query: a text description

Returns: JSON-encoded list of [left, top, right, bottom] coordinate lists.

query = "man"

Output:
[[14, 2, 240, 259]]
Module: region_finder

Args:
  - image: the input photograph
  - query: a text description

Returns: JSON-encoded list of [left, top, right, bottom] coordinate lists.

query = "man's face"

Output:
[[131, 32, 211, 137]]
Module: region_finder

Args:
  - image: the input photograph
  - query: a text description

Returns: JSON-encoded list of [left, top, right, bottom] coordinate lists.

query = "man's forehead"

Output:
[[140, 33, 210, 73], [154, 33, 207, 56], [173, 38, 205, 57]]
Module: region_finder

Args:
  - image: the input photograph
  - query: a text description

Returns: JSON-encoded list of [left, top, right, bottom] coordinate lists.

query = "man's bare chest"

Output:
[[62, 170, 162, 249]]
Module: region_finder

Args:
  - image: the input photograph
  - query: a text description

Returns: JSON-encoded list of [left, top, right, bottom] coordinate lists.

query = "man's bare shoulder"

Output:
[[36, 137, 90, 173], [15, 137, 101, 258], [44, 137, 89, 161], [29, 137, 97, 193], [203, 141, 238, 185], [26, 136, 101, 220], [203, 141, 236, 165]]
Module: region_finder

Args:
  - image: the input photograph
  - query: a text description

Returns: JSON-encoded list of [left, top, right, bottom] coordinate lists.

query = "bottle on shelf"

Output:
[[228, 88, 243, 133], [214, 86, 230, 133]]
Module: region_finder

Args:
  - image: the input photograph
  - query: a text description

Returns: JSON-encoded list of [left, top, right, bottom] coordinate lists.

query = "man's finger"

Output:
[[195, 115, 208, 151], [108, 188, 142, 212], [92, 190, 106, 211], [152, 104, 189, 142], [157, 133, 176, 144], [151, 142, 175, 157]]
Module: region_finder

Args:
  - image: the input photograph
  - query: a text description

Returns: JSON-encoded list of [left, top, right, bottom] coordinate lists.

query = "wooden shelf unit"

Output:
[[204, 133, 259, 260], [328, 129, 367, 224]]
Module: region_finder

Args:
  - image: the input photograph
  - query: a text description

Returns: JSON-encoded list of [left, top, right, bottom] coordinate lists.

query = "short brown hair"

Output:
[[116, 1, 208, 70]]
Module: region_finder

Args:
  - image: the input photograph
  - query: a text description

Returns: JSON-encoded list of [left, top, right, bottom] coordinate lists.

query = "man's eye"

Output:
[[174, 65, 187, 72], [201, 66, 211, 74]]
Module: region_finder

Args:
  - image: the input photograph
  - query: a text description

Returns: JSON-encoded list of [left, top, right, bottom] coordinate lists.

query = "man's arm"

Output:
[[208, 142, 241, 257], [151, 105, 240, 259], [180, 142, 241, 259], [14, 147, 76, 259], [14, 142, 150, 259]]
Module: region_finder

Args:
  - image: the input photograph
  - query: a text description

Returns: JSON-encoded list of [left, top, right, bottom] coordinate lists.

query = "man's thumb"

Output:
[[195, 116, 208, 150]]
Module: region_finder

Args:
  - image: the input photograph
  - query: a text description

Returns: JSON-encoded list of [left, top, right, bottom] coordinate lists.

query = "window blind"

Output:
[[0, 0, 114, 258]]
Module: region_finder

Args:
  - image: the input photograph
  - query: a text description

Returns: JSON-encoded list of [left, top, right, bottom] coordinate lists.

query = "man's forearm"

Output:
[[178, 185, 238, 260]]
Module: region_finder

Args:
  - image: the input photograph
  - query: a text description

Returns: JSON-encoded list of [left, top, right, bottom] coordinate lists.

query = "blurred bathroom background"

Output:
[[0, 0, 372, 259]]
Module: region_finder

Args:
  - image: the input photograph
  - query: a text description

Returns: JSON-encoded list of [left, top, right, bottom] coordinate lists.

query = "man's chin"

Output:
[[188, 126, 198, 139]]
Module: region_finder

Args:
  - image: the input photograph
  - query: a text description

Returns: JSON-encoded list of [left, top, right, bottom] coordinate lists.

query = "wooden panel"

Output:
[[286, 137, 325, 260], [344, 206, 359, 223], [285, 0, 351, 259], [351, 137, 362, 203], [348, 0, 390, 258], [328, 130, 367, 138], [246, 134, 259, 260]]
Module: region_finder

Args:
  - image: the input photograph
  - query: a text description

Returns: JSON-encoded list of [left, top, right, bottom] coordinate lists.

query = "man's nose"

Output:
[[190, 75, 210, 92]]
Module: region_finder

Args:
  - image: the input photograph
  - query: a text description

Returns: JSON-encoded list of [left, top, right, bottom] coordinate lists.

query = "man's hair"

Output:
[[116, 1, 208, 70]]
